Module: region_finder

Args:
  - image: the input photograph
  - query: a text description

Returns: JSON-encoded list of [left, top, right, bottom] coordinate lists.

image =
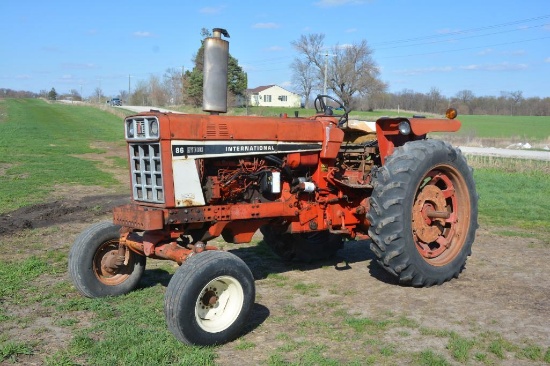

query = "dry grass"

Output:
[[465, 155, 550, 173]]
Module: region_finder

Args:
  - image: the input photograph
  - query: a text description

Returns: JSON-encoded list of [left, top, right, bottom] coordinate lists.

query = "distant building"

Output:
[[247, 85, 301, 108]]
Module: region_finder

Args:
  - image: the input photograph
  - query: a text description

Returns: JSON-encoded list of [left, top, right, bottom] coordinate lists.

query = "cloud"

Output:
[[502, 49, 526, 56], [544, 57, 550, 63], [252, 23, 280, 29], [477, 48, 493, 56], [280, 81, 292, 88], [315, 0, 367, 7], [436, 28, 461, 35], [61, 63, 96, 70], [265, 46, 284, 52], [335, 43, 353, 49], [394, 66, 454, 76], [460, 62, 528, 71], [199, 6, 225, 14], [345, 28, 358, 33], [133, 31, 153, 38], [16, 74, 31, 80]]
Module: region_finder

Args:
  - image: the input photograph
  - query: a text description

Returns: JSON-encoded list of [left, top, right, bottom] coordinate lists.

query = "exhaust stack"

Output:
[[203, 28, 230, 114]]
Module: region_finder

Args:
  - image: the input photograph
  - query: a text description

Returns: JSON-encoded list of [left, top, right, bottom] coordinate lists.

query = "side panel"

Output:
[[172, 159, 205, 207]]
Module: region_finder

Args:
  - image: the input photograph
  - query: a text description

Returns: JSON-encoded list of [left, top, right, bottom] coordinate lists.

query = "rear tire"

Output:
[[367, 140, 478, 286], [68, 221, 146, 297], [260, 226, 343, 262], [164, 251, 255, 346]]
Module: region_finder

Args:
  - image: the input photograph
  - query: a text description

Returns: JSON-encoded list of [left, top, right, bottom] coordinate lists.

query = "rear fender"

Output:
[[376, 117, 461, 164]]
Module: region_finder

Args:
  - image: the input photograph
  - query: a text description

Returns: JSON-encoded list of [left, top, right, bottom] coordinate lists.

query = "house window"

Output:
[[278, 95, 287, 102], [264, 95, 272, 102]]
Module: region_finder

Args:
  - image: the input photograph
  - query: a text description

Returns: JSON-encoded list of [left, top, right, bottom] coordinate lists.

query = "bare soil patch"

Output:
[[0, 191, 548, 365]]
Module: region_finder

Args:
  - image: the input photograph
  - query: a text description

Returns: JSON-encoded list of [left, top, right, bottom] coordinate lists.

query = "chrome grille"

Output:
[[129, 143, 164, 203]]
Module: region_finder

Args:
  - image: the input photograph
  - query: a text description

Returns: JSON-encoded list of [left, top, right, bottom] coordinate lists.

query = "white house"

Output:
[[247, 85, 301, 108]]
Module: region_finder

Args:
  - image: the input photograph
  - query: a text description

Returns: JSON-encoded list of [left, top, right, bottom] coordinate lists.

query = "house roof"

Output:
[[247, 85, 300, 96], [247, 85, 275, 94]]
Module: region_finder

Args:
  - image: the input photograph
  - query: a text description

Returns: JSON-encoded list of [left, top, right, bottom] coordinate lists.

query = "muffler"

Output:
[[203, 28, 230, 114]]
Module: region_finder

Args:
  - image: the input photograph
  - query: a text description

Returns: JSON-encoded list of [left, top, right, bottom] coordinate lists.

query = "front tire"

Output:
[[367, 140, 478, 286], [68, 221, 146, 297], [164, 251, 255, 346]]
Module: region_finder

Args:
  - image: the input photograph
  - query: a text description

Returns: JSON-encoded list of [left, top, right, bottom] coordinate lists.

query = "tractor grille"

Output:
[[129, 143, 164, 203]]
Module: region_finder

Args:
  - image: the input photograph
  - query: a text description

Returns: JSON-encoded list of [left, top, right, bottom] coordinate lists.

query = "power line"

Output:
[[371, 14, 550, 47], [378, 36, 550, 59], [374, 23, 549, 51]]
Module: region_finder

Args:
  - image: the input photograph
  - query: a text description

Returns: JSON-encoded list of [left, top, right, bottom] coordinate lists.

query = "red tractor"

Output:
[[69, 28, 478, 346]]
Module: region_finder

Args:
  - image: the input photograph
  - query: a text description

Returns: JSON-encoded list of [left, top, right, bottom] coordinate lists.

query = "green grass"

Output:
[[474, 166, 550, 239], [459, 115, 550, 140], [0, 99, 123, 213], [1, 100, 550, 364]]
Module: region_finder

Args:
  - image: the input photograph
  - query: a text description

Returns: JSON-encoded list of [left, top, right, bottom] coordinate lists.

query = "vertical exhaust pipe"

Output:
[[203, 28, 230, 114]]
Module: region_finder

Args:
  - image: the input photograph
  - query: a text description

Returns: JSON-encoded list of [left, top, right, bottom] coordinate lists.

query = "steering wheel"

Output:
[[313, 94, 350, 127]]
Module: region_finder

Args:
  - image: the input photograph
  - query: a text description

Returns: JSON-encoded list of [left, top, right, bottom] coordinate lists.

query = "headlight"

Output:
[[398, 121, 411, 135], [150, 120, 159, 136], [127, 121, 134, 138]]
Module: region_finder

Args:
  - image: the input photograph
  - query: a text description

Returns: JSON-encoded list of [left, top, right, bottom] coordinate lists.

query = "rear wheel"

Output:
[[367, 140, 478, 286], [164, 251, 255, 346], [260, 226, 343, 262], [68, 222, 146, 297]]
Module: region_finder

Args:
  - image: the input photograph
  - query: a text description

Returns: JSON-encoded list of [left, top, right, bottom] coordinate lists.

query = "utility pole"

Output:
[[97, 79, 101, 104], [128, 74, 132, 103], [181, 65, 189, 105], [323, 52, 328, 96]]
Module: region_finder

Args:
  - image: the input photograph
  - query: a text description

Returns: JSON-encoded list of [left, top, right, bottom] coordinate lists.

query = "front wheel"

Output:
[[164, 251, 255, 346], [68, 221, 146, 297], [367, 140, 478, 286]]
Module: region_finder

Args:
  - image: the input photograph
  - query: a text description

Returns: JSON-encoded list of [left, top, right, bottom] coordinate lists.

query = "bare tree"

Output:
[[164, 67, 184, 105], [291, 33, 386, 108], [427, 87, 444, 113], [291, 58, 316, 108], [148, 75, 168, 106], [455, 90, 475, 114]]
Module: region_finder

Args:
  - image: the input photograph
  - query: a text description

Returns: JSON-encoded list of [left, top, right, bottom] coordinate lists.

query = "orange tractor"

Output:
[[69, 28, 478, 346]]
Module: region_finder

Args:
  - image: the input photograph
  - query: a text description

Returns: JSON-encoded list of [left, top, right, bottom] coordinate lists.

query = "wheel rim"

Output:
[[411, 165, 471, 266], [92, 239, 134, 286], [195, 275, 244, 333]]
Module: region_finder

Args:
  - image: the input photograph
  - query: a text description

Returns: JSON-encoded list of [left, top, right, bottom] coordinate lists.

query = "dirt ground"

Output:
[[1, 191, 549, 365]]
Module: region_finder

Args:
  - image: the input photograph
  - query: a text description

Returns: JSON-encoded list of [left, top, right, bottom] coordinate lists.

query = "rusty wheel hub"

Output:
[[93, 240, 132, 285], [411, 168, 468, 265]]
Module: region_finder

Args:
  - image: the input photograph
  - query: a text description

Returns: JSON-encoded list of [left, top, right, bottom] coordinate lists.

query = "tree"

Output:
[[48, 87, 57, 100], [183, 28, 247, 108], [163, 67, 184, 105], [291, 33, 386, 108], [455, 90, 475, 114], [69, 89, 82, 101], [427, 87, 444, 113], [291, 58, 316, 108]]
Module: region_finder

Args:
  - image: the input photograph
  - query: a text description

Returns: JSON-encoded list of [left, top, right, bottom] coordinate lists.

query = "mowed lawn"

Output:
[[459, 114, 550, 140], [0, 99, 124, 213]]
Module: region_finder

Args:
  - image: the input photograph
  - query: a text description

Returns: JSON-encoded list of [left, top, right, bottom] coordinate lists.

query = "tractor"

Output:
[[69, 28, 478, 346]]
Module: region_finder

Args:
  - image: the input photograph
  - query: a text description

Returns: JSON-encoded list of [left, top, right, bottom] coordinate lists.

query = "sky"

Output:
[[1, 0, 549, 100]]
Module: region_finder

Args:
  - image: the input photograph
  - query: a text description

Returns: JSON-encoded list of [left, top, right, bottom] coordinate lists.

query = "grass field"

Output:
[[0, 99, 549, 365], [459, 115, 550, 141], [0, 99, 124, 213]]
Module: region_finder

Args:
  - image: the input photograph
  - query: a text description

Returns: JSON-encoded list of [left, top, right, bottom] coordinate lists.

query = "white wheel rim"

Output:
[[195, 275, 244, 333]]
